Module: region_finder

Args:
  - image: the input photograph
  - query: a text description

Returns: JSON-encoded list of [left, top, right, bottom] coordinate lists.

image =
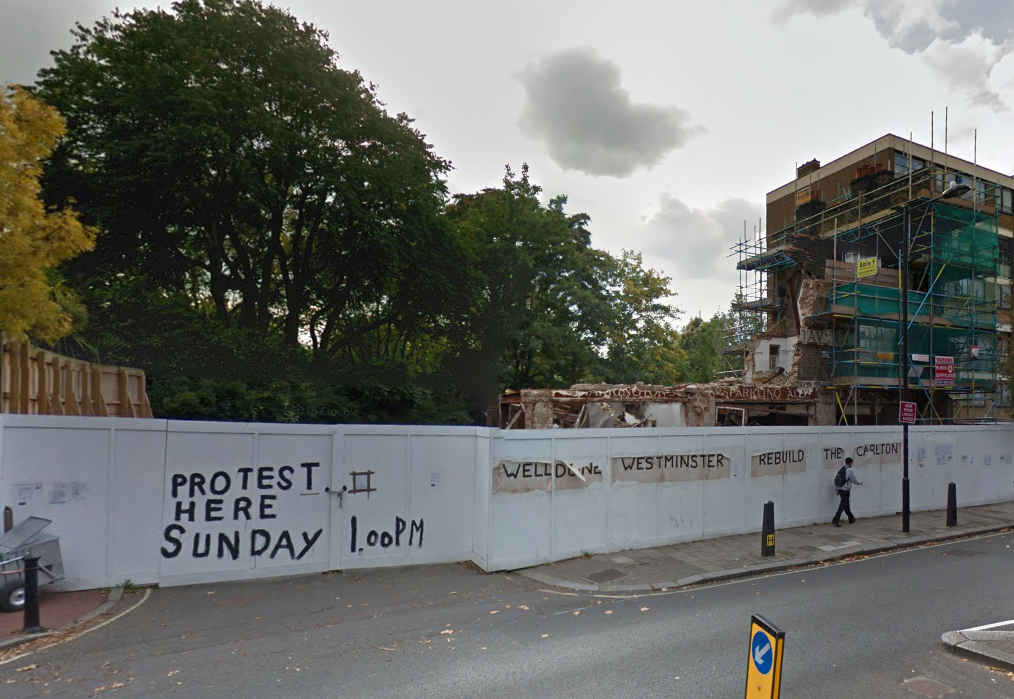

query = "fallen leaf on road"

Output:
[[440, 630, 453, 635], [206, 591, 215, 595], [15, 665, 38, 673], [450, 591, 458, 595], [94, 682, 126, 693], [167, 671, 179, 678], [518, 605, 529, 610], [605, 610, 613, 615], [490, 611, 499, 615], [640, 607, 649, 612], [541, 634, 549, 638]]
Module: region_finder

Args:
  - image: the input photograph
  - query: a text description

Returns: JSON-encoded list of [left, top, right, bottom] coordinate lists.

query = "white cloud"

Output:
[[518, 47, 704, 178], [922, 33, 1008, 111], [771, 0, 858, 24], [640, 195, 762, 282], [773, 0, 1014, 111]]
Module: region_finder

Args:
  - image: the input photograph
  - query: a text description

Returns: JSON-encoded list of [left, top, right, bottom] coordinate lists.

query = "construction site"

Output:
[[499, 134, 1014, 429]]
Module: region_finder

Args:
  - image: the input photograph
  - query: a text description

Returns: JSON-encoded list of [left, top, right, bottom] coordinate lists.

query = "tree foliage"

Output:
[[38, 0, 460, 360], [30, 0, 699, 424], [446, 165, 683, 398], [0, 86, 94, 342]]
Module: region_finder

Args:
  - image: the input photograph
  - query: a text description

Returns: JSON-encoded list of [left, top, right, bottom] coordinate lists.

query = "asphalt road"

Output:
[[3, 534, 1014, 698]]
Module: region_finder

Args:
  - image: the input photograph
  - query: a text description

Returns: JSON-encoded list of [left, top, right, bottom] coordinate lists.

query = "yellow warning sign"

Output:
[[856, 257, 877, 279], [745, 614, 785, 699], [766, 534, 775, 547]]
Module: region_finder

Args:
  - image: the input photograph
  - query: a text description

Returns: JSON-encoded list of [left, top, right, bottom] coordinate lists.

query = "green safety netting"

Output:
[[829, 201, 998, 390]]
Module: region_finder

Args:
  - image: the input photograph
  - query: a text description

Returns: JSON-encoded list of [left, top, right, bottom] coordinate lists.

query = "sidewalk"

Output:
[[520, 501, 1014, 592], [942, 622, 1014, 673], [0, 588, 112, 643]]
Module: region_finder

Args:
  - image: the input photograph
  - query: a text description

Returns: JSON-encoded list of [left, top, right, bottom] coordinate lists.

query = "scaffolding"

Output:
[[810, 168, 1001, 424], [722, 224, 774, 377], [727, 161, 1003, 424]]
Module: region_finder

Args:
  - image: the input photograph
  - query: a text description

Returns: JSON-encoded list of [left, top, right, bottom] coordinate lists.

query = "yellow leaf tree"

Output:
[[0, 85, 94, 343]]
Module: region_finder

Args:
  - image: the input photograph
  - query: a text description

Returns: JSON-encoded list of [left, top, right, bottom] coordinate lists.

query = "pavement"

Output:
[[0, 588, 117, 646], [942, 621, 1014, 673], [520, 500, 1014, 592]]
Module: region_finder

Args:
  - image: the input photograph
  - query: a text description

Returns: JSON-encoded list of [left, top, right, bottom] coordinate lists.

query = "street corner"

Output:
[[0, 585, 151, 666], [941, 620, 1014, 673]]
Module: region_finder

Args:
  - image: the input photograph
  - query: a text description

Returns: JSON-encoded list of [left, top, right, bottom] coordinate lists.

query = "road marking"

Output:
[[0, 588, 152, 667], [817, 541, 861, 551], [962, 619, 1014, 632]]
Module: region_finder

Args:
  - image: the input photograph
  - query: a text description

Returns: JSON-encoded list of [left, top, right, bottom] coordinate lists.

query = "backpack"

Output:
[[834, 466, 848, 488]]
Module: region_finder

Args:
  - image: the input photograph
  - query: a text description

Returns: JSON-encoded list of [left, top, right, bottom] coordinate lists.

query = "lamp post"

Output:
[[900, 178, 970, 533]]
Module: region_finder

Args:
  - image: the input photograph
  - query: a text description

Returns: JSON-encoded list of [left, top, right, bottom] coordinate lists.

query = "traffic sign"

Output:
[[745, 614, 785, 698], [899, 401, 917, 424]]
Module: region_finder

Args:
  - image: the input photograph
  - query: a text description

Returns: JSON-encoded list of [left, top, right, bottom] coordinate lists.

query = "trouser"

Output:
[[833, 490, 855, 523]]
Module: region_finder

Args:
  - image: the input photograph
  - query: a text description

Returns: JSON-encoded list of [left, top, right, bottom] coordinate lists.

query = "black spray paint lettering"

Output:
[[854, 443, 899, 458], [620, 454, 727, 471], [161, 462, 323, 561], [350, 516, 424, 554], [757, 450, 805, 466], [161, 524, 322, 561], [501, 461, 601, 479]]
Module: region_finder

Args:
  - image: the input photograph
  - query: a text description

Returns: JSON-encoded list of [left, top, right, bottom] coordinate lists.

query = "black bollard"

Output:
[[22, 554, 43, 634], [946, 482, 957, 527], [761, 501, 775, 557]]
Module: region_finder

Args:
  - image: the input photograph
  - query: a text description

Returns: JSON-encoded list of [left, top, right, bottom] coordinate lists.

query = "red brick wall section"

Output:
[[796, 345, 830, 382], [767, 151, 896, 239]]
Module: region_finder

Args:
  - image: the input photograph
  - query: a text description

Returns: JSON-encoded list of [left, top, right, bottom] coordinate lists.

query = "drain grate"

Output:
[[587, 568, 627, 584], [941, 549, 983, 558], [902, 676, 954, 698]]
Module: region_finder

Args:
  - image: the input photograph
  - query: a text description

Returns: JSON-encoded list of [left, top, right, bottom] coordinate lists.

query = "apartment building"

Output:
[[732, 134, 1013, 425]]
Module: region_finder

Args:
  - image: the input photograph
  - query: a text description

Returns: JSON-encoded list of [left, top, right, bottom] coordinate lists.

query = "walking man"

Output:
[[832, 457, 863, 527]]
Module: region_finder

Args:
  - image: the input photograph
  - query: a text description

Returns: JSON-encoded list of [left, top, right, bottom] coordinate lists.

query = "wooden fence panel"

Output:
[[1, 339, 152, 418]]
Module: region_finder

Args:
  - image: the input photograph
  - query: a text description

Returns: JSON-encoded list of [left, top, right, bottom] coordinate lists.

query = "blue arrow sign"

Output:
[[751, 630, 773, 675]]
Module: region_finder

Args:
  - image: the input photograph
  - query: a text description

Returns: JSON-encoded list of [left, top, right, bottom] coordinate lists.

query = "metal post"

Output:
[[22, 554, 43, 634], [761, 501, 775, 557], [901, 210, 911, 534], [947, 482, 957, 527]]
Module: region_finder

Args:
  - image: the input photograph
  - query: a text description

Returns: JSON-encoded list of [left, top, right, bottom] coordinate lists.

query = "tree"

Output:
[[446, 165, 683, 401], [597, 250, 685, 385], [36, 0, 459, 360], [677, 315, 724, 383], [0, 85, 94, 342]]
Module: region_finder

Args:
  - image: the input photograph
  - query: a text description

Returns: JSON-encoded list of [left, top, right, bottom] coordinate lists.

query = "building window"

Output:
[[1000, 237, 1012, 280], [768, 345, 780, 371], [894, 152, 924, 177], [1002, 187, 1013, 215]]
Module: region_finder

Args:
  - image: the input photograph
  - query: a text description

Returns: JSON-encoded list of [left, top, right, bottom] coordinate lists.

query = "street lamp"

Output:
[[901, 177, 971, 533]]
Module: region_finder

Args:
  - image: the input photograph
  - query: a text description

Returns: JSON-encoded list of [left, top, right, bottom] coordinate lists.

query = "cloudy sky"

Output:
[[5, 0, 1014, 322]]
